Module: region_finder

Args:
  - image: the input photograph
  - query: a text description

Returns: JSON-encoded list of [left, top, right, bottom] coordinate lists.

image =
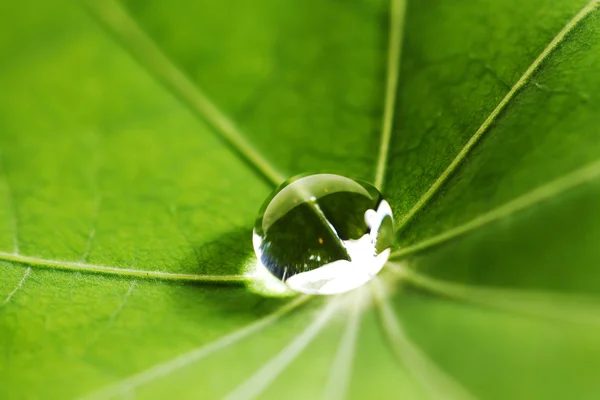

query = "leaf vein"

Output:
[[371, 278, 476, 400], [84, 0, 285, 186], [387, 262, 600, 326], [390, 158, 600, 260], [223, 298, 341, 400], [80, 295, 311, 400], [81, 138, 104, 262], [107, 280, 136, 324], [1, 267, 31, 307], [81, 195, 103, 263], [395, 0, 600, 231], [323, 290, 362, 400], [374, 0, 407, 189], [0, 251, 250, 284]]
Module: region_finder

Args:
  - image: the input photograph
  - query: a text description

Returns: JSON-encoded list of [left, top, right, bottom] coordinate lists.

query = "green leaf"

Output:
[[1, 0, 600, 399]]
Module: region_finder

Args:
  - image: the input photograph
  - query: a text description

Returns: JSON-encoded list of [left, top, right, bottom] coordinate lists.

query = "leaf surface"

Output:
[[1, 0, 600, 399]]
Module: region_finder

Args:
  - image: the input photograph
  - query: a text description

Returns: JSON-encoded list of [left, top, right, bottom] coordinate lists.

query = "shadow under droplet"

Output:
[[174, 228, 304, 317], [176, 228, 256, 277]]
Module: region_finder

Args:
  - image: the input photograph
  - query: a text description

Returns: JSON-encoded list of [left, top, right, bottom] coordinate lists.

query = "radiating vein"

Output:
[[1, 267, 31, 307], [81, 280, 138, 354], [81, 295, 311, 400], [223, 299, 341, 400], [323, 290, 362, 400], [395, 0, 600, 232], [84, 0, 285, 186], [388, 262, 600, 326], [0, 251, 250, 284], [371, 278, 476, 400], [81, 134, 104, 262], [374, 0, 407, 190], [107, 280, 136, 324], [81, 195, 103, 262], [390, 158, 600, 260]]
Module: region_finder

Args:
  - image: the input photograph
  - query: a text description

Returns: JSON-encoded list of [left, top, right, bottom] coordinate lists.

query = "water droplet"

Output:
[[252, 173, 394, 295]]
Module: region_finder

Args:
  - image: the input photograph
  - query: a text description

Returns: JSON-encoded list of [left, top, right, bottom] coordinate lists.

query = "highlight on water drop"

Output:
[[252, 173, 394, 295]]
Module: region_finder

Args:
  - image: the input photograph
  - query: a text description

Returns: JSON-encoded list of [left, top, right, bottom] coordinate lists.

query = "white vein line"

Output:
[[371, 279, 476, 400], [166, 203, 201, 263], [1, 267, 31, 307], [107, 280, 136, 324], [374, 0, 407, 190], [396, 0, 600, 231], [84, 0, 285, 186], [81, 196, 103, 262], [388, 262, 600, 327], [322, 290, 362, 400], [0, 251, 250, 284], [81, 281, 138, 354], [223, 299, 341, 400], [81, 133, 104, 262], [0, 151, 19, 254], [80, 295, 311, 400], [390, 158, 600, 260]]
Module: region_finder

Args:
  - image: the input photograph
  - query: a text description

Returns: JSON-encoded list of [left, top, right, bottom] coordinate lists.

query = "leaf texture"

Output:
[[1, 0, 600, 399]]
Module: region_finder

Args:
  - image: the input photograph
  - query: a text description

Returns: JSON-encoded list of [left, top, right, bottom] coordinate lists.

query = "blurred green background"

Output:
[[1, 0, 600, 398]]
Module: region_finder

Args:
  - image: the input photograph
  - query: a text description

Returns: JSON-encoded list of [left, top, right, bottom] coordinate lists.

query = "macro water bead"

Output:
[[252, 174, 394, 295]]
